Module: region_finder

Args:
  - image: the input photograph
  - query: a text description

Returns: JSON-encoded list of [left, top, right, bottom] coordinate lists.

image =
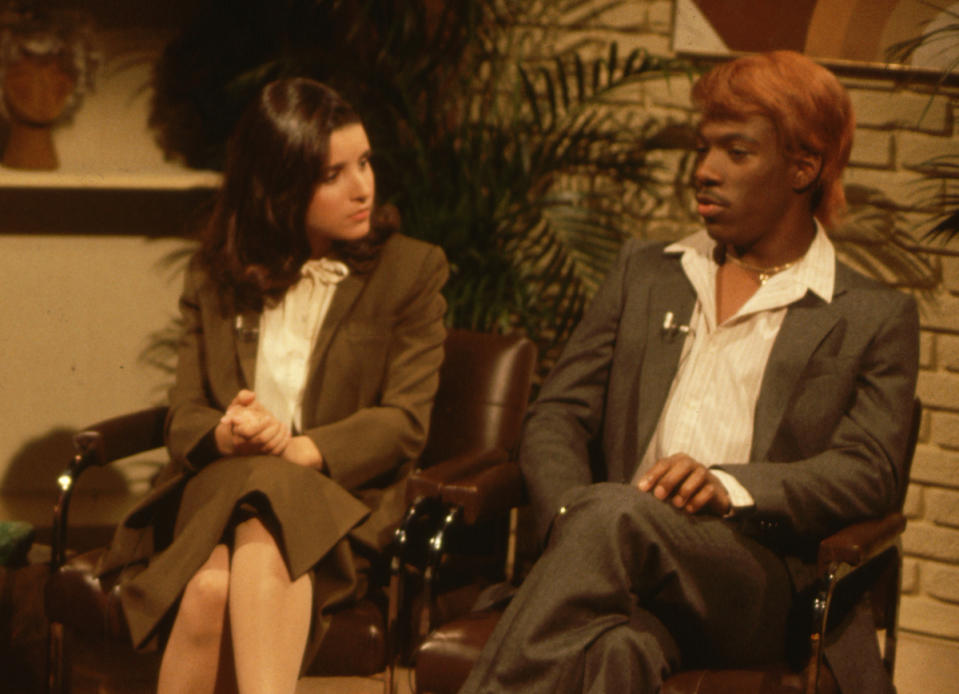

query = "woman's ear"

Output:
[[792, 152, 823, 192]]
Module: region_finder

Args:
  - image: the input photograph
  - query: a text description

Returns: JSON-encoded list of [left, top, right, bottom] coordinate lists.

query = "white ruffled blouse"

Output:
[[253, 257, 350, 432]]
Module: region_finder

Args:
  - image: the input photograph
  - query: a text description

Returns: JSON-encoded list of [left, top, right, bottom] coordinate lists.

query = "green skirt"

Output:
[[111, 455, 370, 657]]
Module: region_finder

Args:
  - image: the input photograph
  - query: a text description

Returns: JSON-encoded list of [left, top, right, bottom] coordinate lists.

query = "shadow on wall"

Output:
[[1, 426, 128, 495]]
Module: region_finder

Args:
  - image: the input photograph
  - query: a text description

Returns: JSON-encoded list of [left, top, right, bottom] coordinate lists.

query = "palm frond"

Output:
[[139, 318, 183, 378], [832, 184, 938, 291], [886, 0, 959, 72], [881, 7, 959, 252], [905, 155, 959, 244], [923, 210, 959, 241]]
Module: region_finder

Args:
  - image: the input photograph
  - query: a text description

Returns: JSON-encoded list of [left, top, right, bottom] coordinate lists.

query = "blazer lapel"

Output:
[[308, 272, 365, 372], [631, 256, 697, 471], [751, 285, 845, 460], [290, 272, 366, 428]]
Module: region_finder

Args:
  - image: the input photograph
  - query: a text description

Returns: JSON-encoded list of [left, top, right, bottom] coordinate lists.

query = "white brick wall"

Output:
[[531, 0, 959, 677]]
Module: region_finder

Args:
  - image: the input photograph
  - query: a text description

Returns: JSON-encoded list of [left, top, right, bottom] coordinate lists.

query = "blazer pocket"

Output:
[[800, 355, 856, 381], [339, 323, 391, 341], [327, 325, 392, 403], [786, 365, 857, 454]]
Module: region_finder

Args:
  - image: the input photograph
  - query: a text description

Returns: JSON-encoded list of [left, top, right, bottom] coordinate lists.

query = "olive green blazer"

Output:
[[103, 232, 448, 575]]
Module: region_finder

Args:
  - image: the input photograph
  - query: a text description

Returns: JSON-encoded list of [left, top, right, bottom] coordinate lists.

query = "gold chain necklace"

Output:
[[724, 253, 797, 285]]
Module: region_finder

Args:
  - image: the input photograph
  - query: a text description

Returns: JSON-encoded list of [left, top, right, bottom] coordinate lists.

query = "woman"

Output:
[[100, 78, 448, 693]]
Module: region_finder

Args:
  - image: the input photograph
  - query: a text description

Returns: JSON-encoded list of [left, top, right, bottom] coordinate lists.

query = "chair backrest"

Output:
[[77, 331, 536, 473], [872, 397, 922, 637], [896, 398, 922, 510], [418, 330, 537, 468]]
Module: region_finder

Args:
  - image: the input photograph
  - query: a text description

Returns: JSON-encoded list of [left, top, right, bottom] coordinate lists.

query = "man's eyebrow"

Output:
[[696, 130, 761, 146]]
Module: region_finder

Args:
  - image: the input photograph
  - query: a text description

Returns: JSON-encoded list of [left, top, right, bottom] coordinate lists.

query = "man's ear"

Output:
[[792, 152, 822, 192]]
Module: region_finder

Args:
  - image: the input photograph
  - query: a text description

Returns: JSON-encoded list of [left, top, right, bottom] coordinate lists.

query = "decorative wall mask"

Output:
[[0, 4, 98, 170]]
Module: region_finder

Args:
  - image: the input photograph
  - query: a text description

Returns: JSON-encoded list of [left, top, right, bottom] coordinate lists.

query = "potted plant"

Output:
[[146, 0, 694, 368], [886, 6, 959, 242]]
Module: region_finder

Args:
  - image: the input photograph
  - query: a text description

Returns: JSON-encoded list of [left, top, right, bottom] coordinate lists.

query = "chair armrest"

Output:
[[51, 406, 168, 569], [407, 448, 509, 504], [439, 460, 526, 525], [817, 513, 906, 576], [807, 512, 907, 694], [74, 406, 169, 469]]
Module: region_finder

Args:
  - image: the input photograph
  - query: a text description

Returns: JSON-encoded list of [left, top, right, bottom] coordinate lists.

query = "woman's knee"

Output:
[[177, 548, 230, 640], [234, 514, 275, 545], [232, 514, 292, 582]]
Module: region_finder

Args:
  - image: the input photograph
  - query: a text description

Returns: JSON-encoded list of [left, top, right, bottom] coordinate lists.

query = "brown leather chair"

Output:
[[413, 399, 922, 694], [44, 329, 536, 694]]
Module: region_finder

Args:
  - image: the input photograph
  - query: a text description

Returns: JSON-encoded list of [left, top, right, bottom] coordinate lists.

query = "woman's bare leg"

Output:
[[157, 544, 232, 694], [229, 517, 312, 694], [214, 609, 239, 694]]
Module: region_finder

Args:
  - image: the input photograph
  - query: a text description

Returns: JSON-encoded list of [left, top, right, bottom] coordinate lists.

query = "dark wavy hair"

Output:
[[199, 77, 397, 309]]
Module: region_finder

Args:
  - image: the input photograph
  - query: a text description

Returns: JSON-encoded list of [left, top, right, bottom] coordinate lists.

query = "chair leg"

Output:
[[420, 506, 462, 643], [882, 553, 903, 679], [384, 497, 442, 694], [884, 617, 900, 679], [505, 507, 518, 585], [806, 632, 823, 694], [47, 621, 68, 694], [385, 556, 401, 694], [807, 571, 838, 694]]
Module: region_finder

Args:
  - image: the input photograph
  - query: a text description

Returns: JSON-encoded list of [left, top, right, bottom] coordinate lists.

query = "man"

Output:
[[458, 50, 918, 694]]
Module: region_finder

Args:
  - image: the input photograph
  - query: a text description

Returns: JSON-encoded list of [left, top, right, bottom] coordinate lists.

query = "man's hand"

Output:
[[215, 389, 291, 456], [637, 453, 731, 516]]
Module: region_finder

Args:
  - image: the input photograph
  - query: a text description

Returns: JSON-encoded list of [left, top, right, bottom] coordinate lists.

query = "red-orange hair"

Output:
[[692, 50, 855, 229]]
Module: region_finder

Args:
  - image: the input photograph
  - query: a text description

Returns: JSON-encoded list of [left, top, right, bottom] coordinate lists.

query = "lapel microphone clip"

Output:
[[661, 311, 691, 339], [234, 314, 260, 342]]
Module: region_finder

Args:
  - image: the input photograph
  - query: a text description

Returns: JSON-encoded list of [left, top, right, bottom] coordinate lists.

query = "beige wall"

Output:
[[0, 226, 195, 519], [0, 10, 215, 522], [0, 232, 181, 474], [0, 11, 212, 522]]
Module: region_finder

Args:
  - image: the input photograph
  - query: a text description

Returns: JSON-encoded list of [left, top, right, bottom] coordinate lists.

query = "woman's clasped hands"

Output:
[[214, 389, 323, 468], [216, 389, 289, 456]]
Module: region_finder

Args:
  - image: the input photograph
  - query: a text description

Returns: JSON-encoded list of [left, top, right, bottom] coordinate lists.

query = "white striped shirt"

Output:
[[633, 224, 835, 507]]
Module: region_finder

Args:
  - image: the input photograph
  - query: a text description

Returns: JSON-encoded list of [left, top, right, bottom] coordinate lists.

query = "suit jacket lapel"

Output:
[[751, 279, 845, 460], [631, 255, 696, 471], [309, 272, 365, 371], [296, 272, 367, 429]]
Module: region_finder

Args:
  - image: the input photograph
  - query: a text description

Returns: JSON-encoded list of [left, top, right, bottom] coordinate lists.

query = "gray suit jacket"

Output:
[[520, 237, 918, 692]]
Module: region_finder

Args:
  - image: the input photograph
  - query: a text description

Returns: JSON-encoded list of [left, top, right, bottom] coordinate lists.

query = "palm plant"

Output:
[[148, 0, 694, 366], [388, 42, 693, 360], [886, 2, 959, 242], [911, 156, 959, 241], [831, 184, 938, 290]]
